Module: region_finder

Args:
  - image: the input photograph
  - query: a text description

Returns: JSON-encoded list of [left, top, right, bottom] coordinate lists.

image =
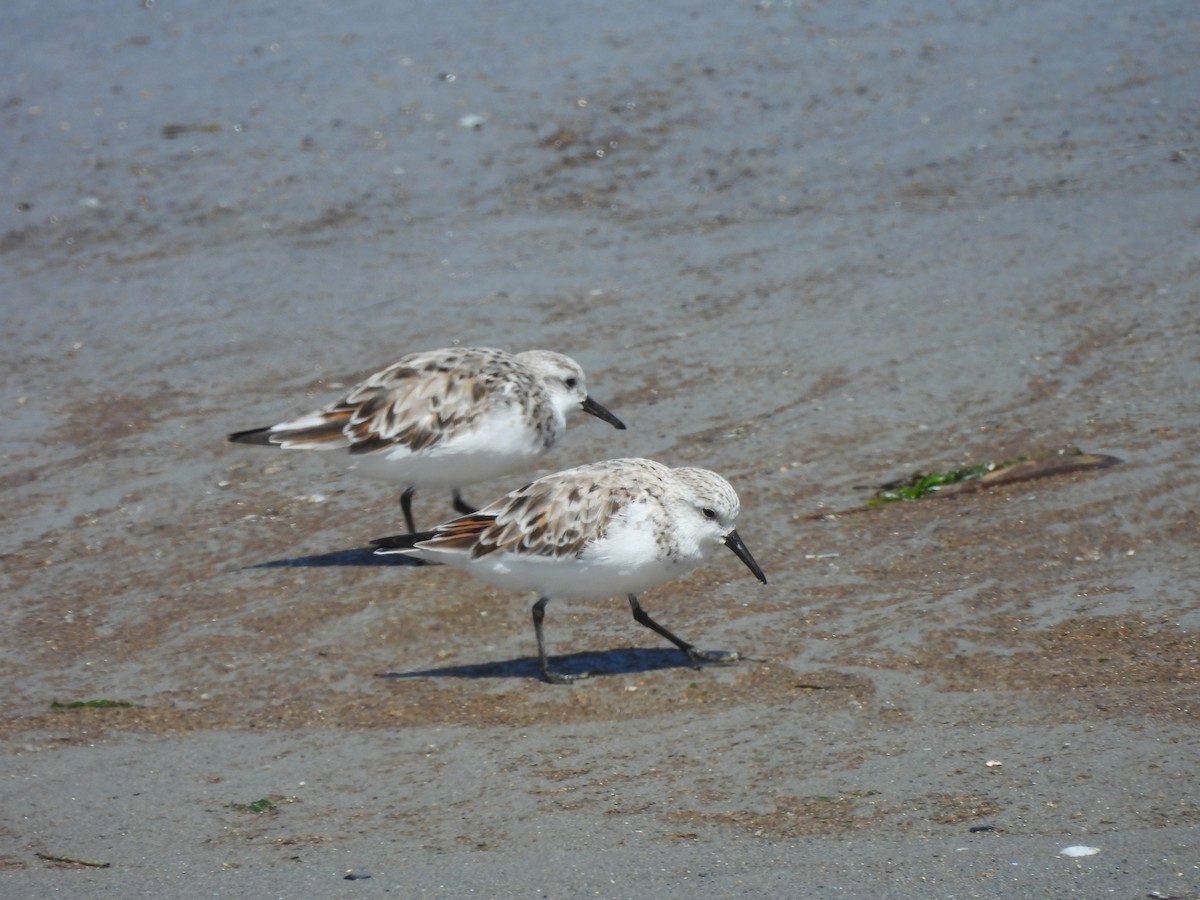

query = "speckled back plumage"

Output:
[[393, 458, 745, 570], [425, 458, 672, 559], [274, 347, 564, 454]]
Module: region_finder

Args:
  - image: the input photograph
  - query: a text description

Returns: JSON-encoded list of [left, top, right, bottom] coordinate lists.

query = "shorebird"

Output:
[[229, 347, 625, 532], [372, 457, 767, 682]]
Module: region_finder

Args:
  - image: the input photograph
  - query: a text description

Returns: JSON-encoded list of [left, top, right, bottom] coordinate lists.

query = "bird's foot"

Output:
[[685, 648, 741, 668], [541, 668, 591, 685]]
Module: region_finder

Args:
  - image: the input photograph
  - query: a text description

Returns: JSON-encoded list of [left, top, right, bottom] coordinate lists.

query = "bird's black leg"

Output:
[[627, 594, 740, 668], [399, 486, 418, 534], [531, 596, 588, 684], [627, 594, 694, 653], [451, 489, 478, 516]]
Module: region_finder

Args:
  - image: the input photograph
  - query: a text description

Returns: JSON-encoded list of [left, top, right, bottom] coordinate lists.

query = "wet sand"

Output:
[[2, 0, 1198, 895]]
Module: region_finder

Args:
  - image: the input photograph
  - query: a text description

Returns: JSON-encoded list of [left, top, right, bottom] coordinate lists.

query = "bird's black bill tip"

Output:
[[581, 395, 627, 430], [724, 529, 767, 584]]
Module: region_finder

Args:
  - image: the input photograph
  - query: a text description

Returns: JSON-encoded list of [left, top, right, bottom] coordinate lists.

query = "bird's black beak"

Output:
[[724, 529, 767, 584], [581, 395, 627, 430]]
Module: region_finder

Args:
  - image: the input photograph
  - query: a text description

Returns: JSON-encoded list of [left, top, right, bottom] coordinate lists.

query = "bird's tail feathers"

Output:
[[371, 532, 432, 553], [227, 426, 276, 446]]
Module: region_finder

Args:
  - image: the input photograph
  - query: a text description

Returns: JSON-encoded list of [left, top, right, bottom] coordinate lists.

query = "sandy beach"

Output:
[[2, 0, 1198, 895]]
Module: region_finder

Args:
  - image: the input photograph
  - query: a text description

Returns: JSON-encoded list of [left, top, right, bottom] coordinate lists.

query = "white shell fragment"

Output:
[[1059, 845, 1100, 857], [985, 759, 1003, 767]]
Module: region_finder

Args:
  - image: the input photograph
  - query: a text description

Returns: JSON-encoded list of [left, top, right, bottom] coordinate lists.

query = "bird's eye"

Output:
[[564, 377, 578, 389], [701, 507, 717, 520]]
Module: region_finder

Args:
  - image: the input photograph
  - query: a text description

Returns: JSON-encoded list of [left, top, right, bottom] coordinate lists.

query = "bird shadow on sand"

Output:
[[375, 646, 719, 681], [248, 547, 429, 568]]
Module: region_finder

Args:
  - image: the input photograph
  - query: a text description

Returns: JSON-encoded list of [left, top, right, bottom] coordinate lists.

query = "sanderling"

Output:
[[371, 457, 767, 683], [228, 347, 626, 532]]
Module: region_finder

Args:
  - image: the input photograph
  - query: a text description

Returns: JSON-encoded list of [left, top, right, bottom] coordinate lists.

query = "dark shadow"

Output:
[[249, 547, 430, 569], [375, 646, 709, 681]]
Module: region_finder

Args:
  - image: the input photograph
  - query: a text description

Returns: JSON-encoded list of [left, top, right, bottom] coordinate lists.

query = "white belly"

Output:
[[346, 405, 553, 490], [462, 552, 692, 601]]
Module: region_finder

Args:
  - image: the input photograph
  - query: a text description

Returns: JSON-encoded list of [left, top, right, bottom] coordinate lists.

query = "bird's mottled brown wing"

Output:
[[246, 347, 530, 453], [342, 348, 536, 453], [415, 459, 669, 560]]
